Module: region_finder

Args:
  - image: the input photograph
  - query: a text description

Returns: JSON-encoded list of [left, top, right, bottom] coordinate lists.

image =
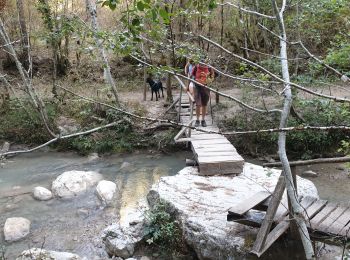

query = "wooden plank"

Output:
[[326, 206, 350, 235], [199, 161, 244, 175], [251, 175, 285, 254], [190, 134, 226, 140], [255, 220, 290, 257], [191, 139, 231, 146], [340, 219, 350, 237], [310, 203, 338, 230], [196, 151, 239, 158], [193, 145, 235, 152], [303, 199, 328, 220], [198, 154, 244, 163], [228, 191, 271, 216], [317, 205, 347, 233]]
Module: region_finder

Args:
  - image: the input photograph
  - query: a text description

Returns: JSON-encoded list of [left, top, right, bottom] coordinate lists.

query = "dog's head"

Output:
[[146, 77, 153, 84]]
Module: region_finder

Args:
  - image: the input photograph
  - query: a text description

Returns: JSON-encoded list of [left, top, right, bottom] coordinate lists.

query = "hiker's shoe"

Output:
[[195, 120, 200, 127], [201, 120, 207, 127]]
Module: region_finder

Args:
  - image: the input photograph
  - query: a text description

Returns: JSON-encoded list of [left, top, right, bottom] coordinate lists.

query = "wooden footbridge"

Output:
[[173, 77, 244, 175], [171, 78, 350, 257]]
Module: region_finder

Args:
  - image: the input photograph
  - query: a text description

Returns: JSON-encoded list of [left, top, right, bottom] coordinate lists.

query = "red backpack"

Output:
[[194, 65, 210, 85]]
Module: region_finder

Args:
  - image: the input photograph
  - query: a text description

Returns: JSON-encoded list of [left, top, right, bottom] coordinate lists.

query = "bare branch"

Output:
[[219, 2, 275, 19], [0, 121, 121, 157], [131, 55, 282, 114], [222, 125, 350, 135], [200, 35, 350, 103]]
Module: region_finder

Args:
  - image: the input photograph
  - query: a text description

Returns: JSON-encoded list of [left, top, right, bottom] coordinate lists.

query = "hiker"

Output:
[[191, 59, 214, 127], [184, 59, 195, 96]]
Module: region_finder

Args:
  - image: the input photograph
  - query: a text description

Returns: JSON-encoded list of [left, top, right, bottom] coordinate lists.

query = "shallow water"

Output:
[[0, 151, 191, 259], [1, 153, 349, 259]]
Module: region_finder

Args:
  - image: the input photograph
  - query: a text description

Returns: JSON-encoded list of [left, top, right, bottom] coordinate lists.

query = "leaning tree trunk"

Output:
[[85, 0, 120, 106], [271, 1, 315, 259], [16, 0, 30, 70], [0, 18, 56, 137]]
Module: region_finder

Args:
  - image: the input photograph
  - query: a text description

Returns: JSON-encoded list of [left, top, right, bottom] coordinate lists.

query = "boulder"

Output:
[[301, 170, 319, 178], [96, 180, 117, 205], [4, 217, 31, 242], [102, 205, 146, 258], [56, 116, 80, 135], [33, 186, 53, 201], [52, 170, 103, 198], [102, 223, 136, 258], [87, 153, 99, 162], [120, 161, 131, 170], [16, 248, 81, 260], [147, 163, 318, 260]]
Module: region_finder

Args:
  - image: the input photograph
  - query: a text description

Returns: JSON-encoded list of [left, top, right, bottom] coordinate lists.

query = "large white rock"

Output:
[[147, 163, 319, 260], [52, 170, 103, 198], [102, 205, 147, 258], [96, 180, 117, 205], [4, 217, 31, 242], [33, 186, 53, 201], [16, 248, 81, 260]]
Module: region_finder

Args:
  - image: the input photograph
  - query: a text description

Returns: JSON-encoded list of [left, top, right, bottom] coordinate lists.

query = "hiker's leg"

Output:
[[202, 106, 207, 121], [196, 105, 201, 120]]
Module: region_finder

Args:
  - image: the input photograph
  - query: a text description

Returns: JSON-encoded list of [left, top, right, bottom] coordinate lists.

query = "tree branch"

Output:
[[200, 35, 350, 103], [219, 2, 275, 19]]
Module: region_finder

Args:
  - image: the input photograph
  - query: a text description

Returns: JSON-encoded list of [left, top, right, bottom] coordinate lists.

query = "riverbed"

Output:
[[0, 151, 191, 259], [0, 152, 349, 259]]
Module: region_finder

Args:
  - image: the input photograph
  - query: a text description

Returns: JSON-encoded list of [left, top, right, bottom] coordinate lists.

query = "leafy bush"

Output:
[[220, 98, 350, 158], [325, 44, 350, 75], [144, 200, 183, 251], [0, 100, 56, 144]]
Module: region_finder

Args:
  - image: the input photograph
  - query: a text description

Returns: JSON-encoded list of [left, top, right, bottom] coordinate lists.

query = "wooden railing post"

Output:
[[178, 83, 183, 122]]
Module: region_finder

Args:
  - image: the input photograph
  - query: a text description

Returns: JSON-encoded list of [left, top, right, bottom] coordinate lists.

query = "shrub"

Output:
[[144, 200, 183, 251]]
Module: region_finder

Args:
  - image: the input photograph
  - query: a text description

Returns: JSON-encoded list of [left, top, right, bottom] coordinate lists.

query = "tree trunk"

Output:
[[85, 0, 120, 106], [0, 18, 56, 137], [271, 1, 315, 259], [16, 0, 30, 70]]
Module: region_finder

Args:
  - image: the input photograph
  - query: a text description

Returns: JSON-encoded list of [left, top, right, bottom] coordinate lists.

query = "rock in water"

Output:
[[33, 186, 53, 201], [4, 217, 31, 242], [52, 170, 103, 198], [16, 248, 82, 260], [147, 163, 318, 259], [102, 206, 146, 258], [301, 170, 319, 178], [87, 153, 99, 162], [96, 180, 117, 205]]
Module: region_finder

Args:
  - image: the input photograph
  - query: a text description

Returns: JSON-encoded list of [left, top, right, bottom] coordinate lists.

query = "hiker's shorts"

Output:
[[194, 84, 210, 106]]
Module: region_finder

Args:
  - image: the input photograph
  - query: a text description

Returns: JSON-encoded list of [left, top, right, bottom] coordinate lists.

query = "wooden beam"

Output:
[[263, 156, 350, 167], [228, 191, 271, 217], [251, 175, 286, 255]]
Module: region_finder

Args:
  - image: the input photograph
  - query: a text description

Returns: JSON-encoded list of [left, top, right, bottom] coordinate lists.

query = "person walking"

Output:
[[184, 59, 195, 96], [191, 59, 214, 127]]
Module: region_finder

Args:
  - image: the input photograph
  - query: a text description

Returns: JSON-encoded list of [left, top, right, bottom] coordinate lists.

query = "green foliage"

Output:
[[144, 200, 183, 251], [325, 44, 350, 75], [220, 98, 350, 158], [0, 100, 55, 144]]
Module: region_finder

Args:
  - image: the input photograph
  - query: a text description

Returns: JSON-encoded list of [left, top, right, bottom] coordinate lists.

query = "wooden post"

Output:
[[215, 87, 219, 104], [188, 101, 194, 137], [143, 65, 147, 101], [178, 83, 183, 122], [251, 174, 286, 255]]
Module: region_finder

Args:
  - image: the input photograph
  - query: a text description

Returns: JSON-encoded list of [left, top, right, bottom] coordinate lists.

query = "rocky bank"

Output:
[[146, 163, 318, 259]]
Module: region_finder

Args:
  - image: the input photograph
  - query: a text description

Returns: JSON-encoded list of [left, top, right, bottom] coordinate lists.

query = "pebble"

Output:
[[301, 170, 319, 178]]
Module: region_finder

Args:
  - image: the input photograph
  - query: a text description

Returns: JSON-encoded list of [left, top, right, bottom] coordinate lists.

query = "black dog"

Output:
[[146, 77, 164, 101]]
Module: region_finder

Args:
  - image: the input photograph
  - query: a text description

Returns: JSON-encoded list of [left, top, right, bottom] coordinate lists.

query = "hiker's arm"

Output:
[[184, 62, 189, 75]]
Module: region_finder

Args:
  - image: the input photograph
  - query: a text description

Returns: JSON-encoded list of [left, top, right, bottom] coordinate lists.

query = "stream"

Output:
[[0, 151, 191, 259], [0, 152, 349, 259]]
